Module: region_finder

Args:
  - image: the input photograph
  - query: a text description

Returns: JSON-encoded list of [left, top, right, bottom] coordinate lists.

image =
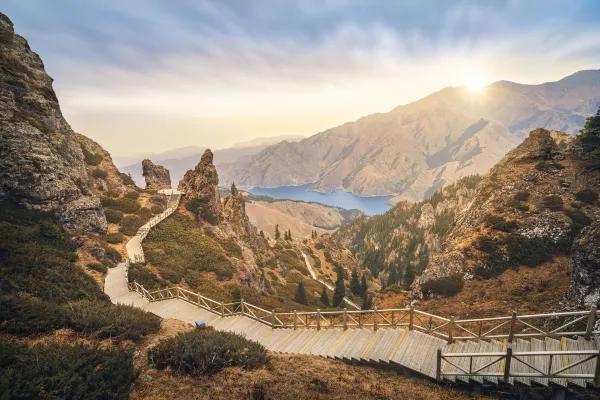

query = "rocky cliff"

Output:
[[0, 13, 106, 233], [178, 149, 221, 219], [221, 70, 600, 201], [142, 159, 171, 190]]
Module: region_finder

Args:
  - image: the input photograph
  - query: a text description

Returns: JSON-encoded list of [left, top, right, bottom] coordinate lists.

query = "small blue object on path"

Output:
[[195, 320, 205, 328]]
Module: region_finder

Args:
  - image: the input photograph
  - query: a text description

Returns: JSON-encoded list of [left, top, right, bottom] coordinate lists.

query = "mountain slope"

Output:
[[221, 70, 600, 201]]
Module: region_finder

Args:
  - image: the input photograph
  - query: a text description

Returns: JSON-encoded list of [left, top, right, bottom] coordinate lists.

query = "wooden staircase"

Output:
[[104, 189, 600, 396]]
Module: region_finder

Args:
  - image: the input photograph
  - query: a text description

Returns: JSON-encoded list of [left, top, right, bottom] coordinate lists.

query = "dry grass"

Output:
[[131, 353, 481, 400], [378, 257, 573, 319]]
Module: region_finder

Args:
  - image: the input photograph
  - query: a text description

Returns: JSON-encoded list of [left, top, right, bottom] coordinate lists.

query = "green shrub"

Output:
[[105, 232, 125, 244], [535, 161, 565, 172], [148, 328, 268, 376], [100, 196, 140, 214], [565, 209, 592, 226], [91, 168, 108, 179], [104, 208, 124, 224], [82, 146, 103, 166], [492, 220, 519, 232], [0, 294, 65, 334], [314, 242, 325, 250], [127, 263, 168, 290], [217, 237, 243, 258], [135, 206, 153, 221], [125, 190, 140, 200], [151, 204, 163, 214], [106, 189, 121, 198], [543, 195, 563, 211], [575, 189, 599, 204], [0, 202, 104, 302], [185, 198, 218, 225], [0, 341, 134, 400], [104, 245, 123, 263], [120, 172, 136, 186], [63, 300, 161, 341], [514, 191, 530, 202], [119, 215, 144, 236], [516, 204, 530, 212], [484, 214, 505, 226], [87, 262, 108, 273], [421, 275, 464, 297]]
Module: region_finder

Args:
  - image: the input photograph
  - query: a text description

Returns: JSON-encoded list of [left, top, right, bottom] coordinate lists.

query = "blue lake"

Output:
[[248, 184, 392, 216]]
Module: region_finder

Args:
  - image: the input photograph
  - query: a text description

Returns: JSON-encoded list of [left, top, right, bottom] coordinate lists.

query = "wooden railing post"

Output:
[[508, 311, 517, 343], [595, 350, 600, 387], [317, 309, 321, 330], [343, 308, 348, 330], [436, 348, 442, 382], [197, 292, 200, 307], [409, 306, 414, 330], [373, 307, 378, 331], [293, 310, 297, 330], [504, 345, 513, 383], [220, 302, 224, 316], [586, 305, 597, 340], [271, 310, 275, 327], [448, 316, 454, 344], [240, 298, 245, 316]]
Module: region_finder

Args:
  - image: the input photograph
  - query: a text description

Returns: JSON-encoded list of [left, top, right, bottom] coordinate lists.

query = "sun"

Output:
[[464, 79, 486, 93]]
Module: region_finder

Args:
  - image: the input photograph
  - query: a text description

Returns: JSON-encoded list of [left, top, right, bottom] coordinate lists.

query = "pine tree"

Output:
[[259, 230, 265, 237], [361, 292, 373, 310], [295, 282, 308, 305], [332, 269, 346, 307], [274, 224, 280, 240], [360, 275, 368, 295], [287, 229, 292, 241], [350, 268, 361, 296], [575, 106, 600, 160], [404, 264, 415, 289], [320, 286, 329, 307], [230, 182, 238, 195]]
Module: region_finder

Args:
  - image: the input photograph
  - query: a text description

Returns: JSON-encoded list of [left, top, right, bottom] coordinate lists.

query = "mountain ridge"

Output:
[[220, 69, 600, 201]]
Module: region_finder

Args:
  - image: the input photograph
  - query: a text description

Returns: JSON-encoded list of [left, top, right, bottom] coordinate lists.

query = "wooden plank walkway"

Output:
[[104, 190, 600, 393]]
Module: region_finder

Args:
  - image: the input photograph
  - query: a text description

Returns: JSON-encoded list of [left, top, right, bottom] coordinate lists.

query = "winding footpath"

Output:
[[301, 251, 360, 310]]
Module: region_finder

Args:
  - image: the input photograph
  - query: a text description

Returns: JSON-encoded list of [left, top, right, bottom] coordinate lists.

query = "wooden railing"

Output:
[[437, 346, 600, 385]]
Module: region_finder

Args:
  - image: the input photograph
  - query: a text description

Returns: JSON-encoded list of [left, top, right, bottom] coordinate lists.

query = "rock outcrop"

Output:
[[74, 133, 133, 195], [142, 159, 171, 190], [569, 222, 600, 307], [178, 149, 221, 218], [0, 13, 106, 233]]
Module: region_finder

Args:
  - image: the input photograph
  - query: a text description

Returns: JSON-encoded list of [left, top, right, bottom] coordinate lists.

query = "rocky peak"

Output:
[[142, 159, 171, 190], [178, 149, 222, 218], [0, 13, 106, 233]]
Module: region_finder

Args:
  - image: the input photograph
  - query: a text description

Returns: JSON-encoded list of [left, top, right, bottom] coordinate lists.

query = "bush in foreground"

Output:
[[0, 341, 134, 400], [148, 328, 269, 376]]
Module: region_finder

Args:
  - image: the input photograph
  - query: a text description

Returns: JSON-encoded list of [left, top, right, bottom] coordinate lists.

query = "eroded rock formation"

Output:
[[178, 149, 221, 218], [142, 159, 171, 190], [0, 13, 106, 233]]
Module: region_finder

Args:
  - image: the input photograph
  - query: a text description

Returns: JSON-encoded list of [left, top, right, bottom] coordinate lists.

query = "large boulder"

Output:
[[0, 13, 106, 233], [142, 159, 171, 190]]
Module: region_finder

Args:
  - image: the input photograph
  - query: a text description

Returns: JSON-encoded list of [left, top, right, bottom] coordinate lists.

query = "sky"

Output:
[[3, 0, 600, 157]]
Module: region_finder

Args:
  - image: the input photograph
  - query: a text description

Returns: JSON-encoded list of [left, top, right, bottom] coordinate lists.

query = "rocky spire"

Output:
[[0, 13, 106, 233], [142, 159, 171, 190], [178, 149, 222, 218]]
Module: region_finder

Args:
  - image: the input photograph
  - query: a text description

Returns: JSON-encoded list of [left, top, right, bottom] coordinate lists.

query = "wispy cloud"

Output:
[[3, 0, 600, 155]]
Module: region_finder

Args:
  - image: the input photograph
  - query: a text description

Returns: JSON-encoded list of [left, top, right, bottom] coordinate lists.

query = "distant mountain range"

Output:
[[219, 70, 600, 201], [115, 135, 304, 187]]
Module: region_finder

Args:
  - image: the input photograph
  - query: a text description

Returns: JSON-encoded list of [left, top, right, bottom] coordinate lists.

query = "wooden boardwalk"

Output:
[[104, 190, 600, 394]]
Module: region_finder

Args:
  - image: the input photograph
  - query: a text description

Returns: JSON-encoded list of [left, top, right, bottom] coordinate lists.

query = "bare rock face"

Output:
[[0, 13, 106, 233], [142, 159, 171, 190], [178, 149, 221, 218], [569, 222, 600, 307], [74, 133, 132, 195]]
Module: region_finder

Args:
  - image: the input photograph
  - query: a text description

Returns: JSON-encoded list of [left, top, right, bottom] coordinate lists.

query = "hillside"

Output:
[[245, 197, 362, 239], [220, 70, 600, 201], [341, 127, 600, 317]]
